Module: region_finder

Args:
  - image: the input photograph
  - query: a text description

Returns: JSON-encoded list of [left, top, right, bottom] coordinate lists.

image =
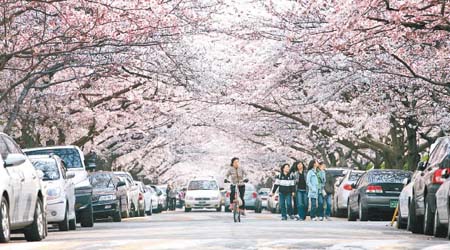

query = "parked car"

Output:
[[258, 188, 271, 209], [397, 180, 413, 229], [347, 169, 412, 221], [136, 181, 152, 216], [408, 136, 450, 235], [151, 185, 167, 213], [113, 172, 139, 217], [157, 184, 169, 211], [29, 155, 76, 231], [147, 185, 159, 214], [184, 177, 221, 212], [224, 183, 262, 213], [25, 146, 95, 228], [267, 187, 280, 214], [433, 159, 450, 237], [333, 170, 365, 217], [89, 172, 125, 222], [0, 133, 47, 242]]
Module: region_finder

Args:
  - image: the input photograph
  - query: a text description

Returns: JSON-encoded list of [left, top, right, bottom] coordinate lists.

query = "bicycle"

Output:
[[225, 179, 248, 223]]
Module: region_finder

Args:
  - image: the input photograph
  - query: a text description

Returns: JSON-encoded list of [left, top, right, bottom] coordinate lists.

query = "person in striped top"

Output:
[[271, 164, 296, 220]]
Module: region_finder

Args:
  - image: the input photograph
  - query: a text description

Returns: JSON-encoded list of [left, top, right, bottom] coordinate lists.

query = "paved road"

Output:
[[3, 210, 450, 250]]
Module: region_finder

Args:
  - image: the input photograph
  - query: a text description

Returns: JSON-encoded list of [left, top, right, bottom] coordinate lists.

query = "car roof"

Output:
[[24, 145, 80, 151]]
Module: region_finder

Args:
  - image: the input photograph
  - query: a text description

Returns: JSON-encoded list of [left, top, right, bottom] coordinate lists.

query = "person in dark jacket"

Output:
[[322, 163, 334, 220], [292, 161, 308, 221], [272, 163, 296, 220]]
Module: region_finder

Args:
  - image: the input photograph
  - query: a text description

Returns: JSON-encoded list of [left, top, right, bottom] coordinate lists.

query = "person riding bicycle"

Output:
[[225, 157, 248, 216]]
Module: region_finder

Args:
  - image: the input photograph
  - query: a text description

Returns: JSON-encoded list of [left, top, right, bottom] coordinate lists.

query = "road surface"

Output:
[[3, 210, 450, 250]]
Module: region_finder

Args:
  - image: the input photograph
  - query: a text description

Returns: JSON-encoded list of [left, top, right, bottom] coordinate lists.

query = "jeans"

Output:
[[296, 190, 307, 219], [310, 194, 324, 218], [324, 193, 332, 217], [279, 192, 293, 219], [230, 185, 246, 209]]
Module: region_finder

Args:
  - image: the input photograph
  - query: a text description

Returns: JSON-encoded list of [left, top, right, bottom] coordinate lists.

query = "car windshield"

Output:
[[349, 172, 364, 181], [31, 159, 60, 181], [89, 174, 114, 188], [188, 180, 218, 190], [368, 171, 411, 184], [259, 189, 269, 196], [26, 148, 82, 169]]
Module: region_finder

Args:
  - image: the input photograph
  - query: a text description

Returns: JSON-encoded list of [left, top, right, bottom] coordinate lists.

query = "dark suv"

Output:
[[408, 136, 450, 235]]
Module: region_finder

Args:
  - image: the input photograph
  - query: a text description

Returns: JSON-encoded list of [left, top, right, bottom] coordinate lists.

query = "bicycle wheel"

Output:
[[233, 203, 238, 222]]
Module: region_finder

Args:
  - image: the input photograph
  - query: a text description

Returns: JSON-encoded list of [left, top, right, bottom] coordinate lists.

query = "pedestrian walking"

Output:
[[292, 161, 308, 221], [322, 163, 334, 221], [272, 163, 296, 220], [307, 160, 324, 221], [168, 183, 178, 211]]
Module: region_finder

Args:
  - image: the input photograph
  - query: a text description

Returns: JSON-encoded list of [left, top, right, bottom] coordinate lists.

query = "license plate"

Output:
[[104, 205, 112, 209], [390, 200, 398, 208], [198, 201, 206, 204]]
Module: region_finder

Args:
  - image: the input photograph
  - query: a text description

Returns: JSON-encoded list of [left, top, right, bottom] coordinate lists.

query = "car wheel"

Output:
[[139, 203, 145, 217], [113, 210, 122, 222], [0, 197, 11, 243], [69, 217, 76, 231], [397, 205, 407, 229], [80, 205, 94, 227], [433, 208, 446, 237], [185, 207, 192, 212], [58, 205, 70, 231], [359, 201, 368, 221], [408, 197, 423, 234], [347, 202, 356, 221], [216, 206, 222, 212], [423, 196, 434, 236], [148, 206, 153, 216], [24, 198, 46, 242], [275, 204, 280, 214]]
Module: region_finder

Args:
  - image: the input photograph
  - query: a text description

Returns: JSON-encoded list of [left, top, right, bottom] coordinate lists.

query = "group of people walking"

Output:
[[271, 160, 335, 221]]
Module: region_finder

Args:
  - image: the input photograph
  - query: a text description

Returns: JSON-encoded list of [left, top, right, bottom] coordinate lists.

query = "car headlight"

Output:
[[47, 188, 61, 200], [99, 195, 117, 201]]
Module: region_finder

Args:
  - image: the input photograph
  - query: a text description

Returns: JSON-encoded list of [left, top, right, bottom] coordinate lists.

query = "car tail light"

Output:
[[139, 193, 144, 201], [366, 185, 383, 194], [252, 192, 257, 199], [343, 184, 353, 191], [226, 192, 230, 198], [432, 168, 450, 184]]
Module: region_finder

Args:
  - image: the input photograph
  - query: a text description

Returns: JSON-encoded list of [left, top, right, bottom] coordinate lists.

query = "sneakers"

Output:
[[326, 217, 332, 221], [289, 215, 295, 220], [319, 217, 324, 221], [312, 217, 318, 221], [282, 217, 288, 221]]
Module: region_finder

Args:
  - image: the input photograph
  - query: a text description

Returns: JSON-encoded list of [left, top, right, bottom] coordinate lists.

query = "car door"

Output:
[[60, 159, 75, 219], [0, 137, 23, 225], [349, 174, 364, 211], [3, 136, 38, 223]]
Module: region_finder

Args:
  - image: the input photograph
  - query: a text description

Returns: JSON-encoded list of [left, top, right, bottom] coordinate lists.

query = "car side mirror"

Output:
[[402, 178, 409, 185], [351, 183, 357, 189], [66, 172, 76, 179], [442, 169, 450, 179], [4, 154, 26, 167]]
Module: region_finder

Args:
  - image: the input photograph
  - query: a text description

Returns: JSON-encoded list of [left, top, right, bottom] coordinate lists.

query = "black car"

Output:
[[409, 136, 450, 235], [347, 169, 412, 221], [89, 172, 126, 222]]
